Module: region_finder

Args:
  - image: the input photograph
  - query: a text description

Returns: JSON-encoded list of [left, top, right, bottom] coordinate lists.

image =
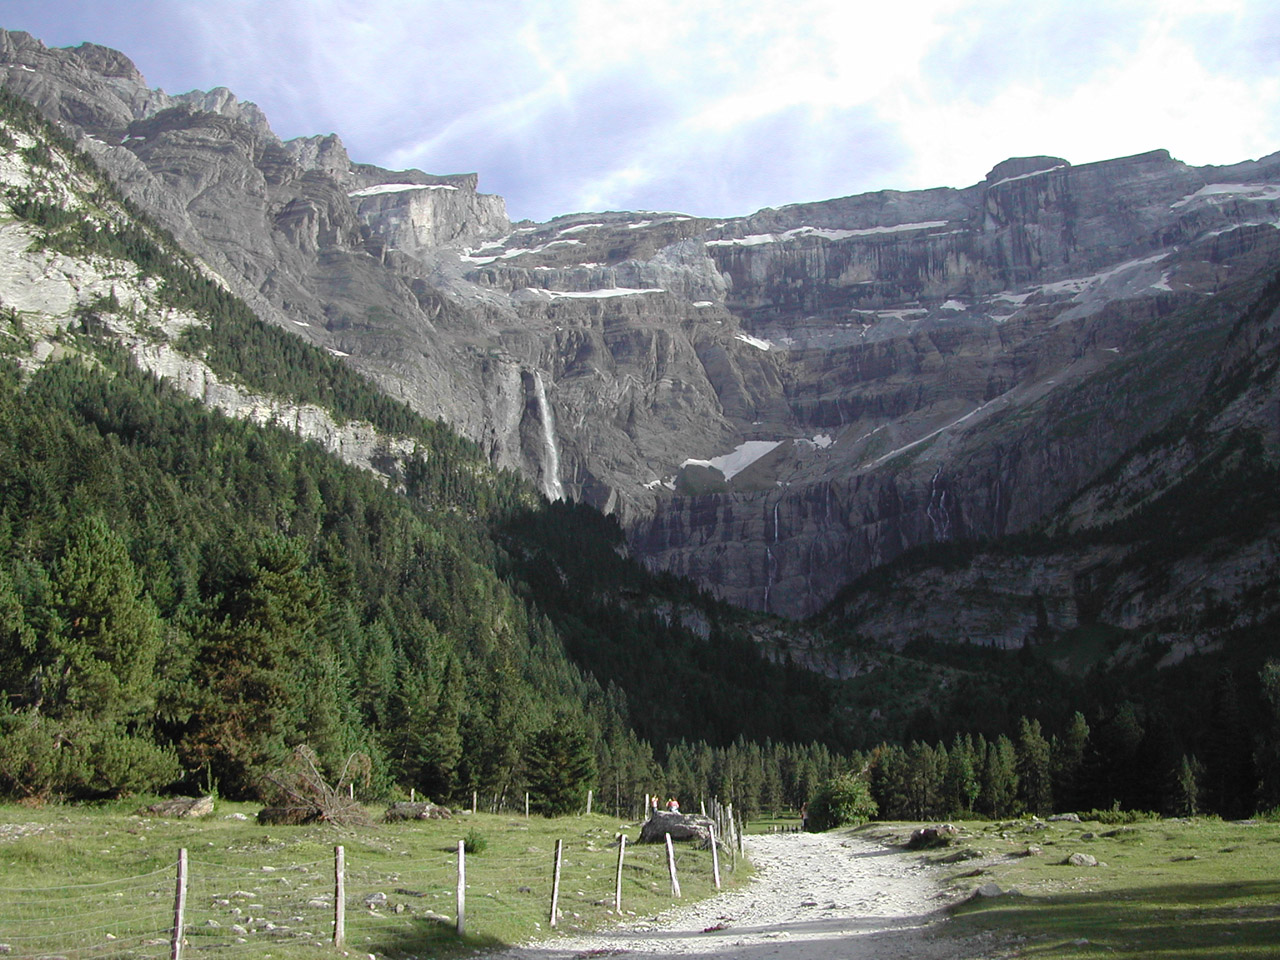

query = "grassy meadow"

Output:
[[0, 799, 744, 960], [865, 816, 1280, 959]]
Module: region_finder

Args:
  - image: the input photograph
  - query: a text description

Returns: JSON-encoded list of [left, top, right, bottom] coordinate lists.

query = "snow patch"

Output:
[[683, 440, 782, 481], [462, 238, 584, 264], [1035, 252, 1169, 298], [706, 221, 950, 247], [557, 222, 602, 235], [1171, 183, 1280, 209], [348, 183, 458, 198], [988, 164, 1067, 188], [795, 434, 834, 451], [327, 348, 349, 357], [940, 299, 965, 312], [529, 287, 663, 300], [735, 333, 772, 351], [693, 300, 715, 308]]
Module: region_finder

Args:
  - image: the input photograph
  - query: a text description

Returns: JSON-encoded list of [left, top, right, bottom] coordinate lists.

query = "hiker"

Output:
[[666, 797, 680, 812]]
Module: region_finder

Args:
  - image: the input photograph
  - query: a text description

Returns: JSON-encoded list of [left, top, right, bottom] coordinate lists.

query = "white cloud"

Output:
[[15, 0, 1279, 220]]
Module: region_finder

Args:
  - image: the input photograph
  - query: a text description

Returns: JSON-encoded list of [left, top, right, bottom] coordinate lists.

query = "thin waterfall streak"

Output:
[[532, 370, 564, 501]]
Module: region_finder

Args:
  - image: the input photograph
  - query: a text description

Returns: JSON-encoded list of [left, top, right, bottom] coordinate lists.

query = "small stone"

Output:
[[364, 892, 388, 907], [204, 920, 220, 928], [1025, 845, 1043, 856], [1068, 852, 1099, 867], [974, 882, 1005, 898], [230, 925, 247, 935]]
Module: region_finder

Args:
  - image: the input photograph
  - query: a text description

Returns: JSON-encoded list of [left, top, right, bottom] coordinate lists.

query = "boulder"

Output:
[[907, 823, 960, 849], [384, 801, 452, 822], [1067, 852, 1099, 867], [638, 810, 715, 845], [141, 795, 214, 819]]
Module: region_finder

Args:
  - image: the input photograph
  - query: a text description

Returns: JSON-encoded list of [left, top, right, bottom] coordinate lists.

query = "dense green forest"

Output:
[[0, 82, 1277, 824]]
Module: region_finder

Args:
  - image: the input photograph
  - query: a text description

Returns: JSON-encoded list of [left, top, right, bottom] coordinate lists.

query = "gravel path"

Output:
[[481, 831, 966, 960]]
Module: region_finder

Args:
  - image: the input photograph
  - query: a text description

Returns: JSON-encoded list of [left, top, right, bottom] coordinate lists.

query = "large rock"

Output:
[[384, 801, 452, 822], [142, 795, 214, 819], [638, 811, 715, 845]]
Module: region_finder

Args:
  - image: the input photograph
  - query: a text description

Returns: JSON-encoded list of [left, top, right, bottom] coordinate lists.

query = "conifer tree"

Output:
[[1052, 711, 1089, 811], [1015, 717, 1053, 815], [979, 735, 1019, 818], [49, 514, 162, 722], [526, 714, 596, 816]]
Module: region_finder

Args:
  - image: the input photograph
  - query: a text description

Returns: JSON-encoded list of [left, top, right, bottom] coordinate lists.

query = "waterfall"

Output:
[[532, 370, 564, 501], [764, 545, 776, 613], [926, 467, 953, 540]]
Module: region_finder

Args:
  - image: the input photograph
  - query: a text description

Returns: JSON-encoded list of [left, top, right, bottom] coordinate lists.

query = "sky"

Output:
[[2, 0, 1278, 222]]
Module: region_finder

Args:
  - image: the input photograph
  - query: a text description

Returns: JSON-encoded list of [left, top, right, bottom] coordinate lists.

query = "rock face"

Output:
[[6, 28, 1280, 639]]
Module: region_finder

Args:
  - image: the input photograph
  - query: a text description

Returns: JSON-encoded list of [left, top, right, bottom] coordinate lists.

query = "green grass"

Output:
[[0, 799, 745, 959], [868, 817, 1280, 959], [745, 813, 803, 835]]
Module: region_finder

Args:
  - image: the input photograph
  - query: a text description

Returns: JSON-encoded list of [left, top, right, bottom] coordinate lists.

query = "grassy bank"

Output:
[[0, 799, 745, 959], [864, 816, 1280, 959]]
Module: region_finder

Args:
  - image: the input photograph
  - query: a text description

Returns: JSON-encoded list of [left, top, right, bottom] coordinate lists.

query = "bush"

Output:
[[1077, 807, 1161, 825], [807, 772, 879, 831], [464, 827, 488, 854], [0, 711, 180, 799]]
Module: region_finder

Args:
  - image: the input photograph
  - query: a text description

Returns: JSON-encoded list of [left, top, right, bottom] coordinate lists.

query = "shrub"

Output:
[[1077, 807, 1161, 825], [807, 772, 879, 831], [464, 827, 488, 854]]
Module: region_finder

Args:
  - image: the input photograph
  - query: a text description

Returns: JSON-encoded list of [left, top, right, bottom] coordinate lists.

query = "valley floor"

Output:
[[482, 830, 990, 960]]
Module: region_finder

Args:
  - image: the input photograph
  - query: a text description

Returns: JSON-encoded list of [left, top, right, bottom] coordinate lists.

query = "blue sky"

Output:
[[3, 1, 1278, 222]]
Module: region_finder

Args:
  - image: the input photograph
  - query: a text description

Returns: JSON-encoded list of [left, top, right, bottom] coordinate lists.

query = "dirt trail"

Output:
[[482, 831, 972, 960]]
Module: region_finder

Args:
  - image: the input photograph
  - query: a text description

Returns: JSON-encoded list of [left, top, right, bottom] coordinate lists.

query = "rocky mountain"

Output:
[[3, 27, 1279, 644]]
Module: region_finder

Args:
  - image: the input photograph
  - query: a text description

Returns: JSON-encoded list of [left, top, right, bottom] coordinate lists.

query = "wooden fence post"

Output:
[[613, 834, 626, 913], [709, 822, 721, 890], [586, 789, 593, 816], [170, 848, 187, 960], [472, 790, 478, 815], [664, 833, 681, 898], [549, 839, 564, 927], [334, 845, 345, 949], [456, 839, 466, 937], [525, 792, 530, 818]]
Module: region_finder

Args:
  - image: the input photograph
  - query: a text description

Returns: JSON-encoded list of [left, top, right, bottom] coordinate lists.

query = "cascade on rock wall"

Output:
[[532, 370, 564, 502]]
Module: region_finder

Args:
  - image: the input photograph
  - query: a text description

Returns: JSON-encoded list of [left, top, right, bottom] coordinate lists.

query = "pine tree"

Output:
[[1052, 711, 1089, 811], [49, 514, 162, 722], [1015, 717, 1053, 816], [979, 735, 1018, 818], [525, 714, 596, 816]]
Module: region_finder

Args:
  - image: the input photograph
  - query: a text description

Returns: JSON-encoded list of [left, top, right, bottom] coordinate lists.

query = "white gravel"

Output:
[[481, 831, 968, 960]]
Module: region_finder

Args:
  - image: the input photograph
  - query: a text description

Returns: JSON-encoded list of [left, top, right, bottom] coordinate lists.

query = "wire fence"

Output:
[[0, 826, 737, 959]]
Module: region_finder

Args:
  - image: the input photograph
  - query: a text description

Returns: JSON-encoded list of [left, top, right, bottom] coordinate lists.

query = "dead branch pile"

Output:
[[257, 746, 372, 827]]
